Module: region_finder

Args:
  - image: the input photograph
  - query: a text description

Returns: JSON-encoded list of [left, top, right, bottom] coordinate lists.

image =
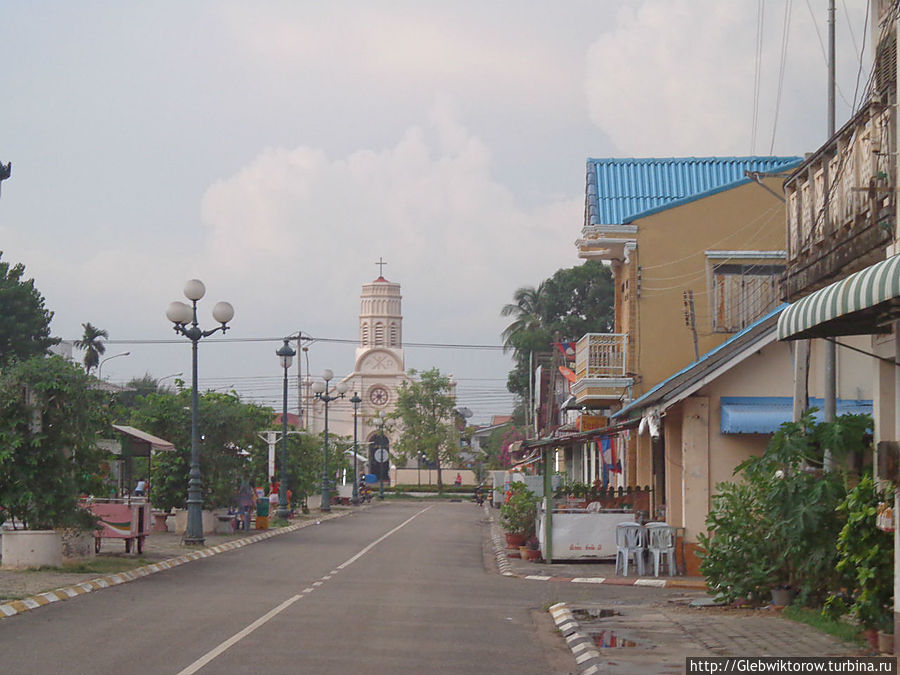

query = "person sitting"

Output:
[[135, 479, 146, 497]]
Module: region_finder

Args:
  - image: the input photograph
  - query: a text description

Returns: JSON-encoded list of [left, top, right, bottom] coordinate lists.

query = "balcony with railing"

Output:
[[782, 99, 896, 301], [572, 333, 632, 404]]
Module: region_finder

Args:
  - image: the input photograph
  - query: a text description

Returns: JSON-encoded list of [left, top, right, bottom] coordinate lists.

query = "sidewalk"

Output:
[[483, 509, 877, 673], [488, 510, 707, 591], [0, 508, 351, 618]]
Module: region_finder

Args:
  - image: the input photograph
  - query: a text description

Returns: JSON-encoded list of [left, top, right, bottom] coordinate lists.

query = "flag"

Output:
[[601, 437, 621, 474], [553, 341, 577, 361]]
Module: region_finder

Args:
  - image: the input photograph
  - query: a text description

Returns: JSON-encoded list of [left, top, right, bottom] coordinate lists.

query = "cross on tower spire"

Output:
[[375, 257, 387, 278]]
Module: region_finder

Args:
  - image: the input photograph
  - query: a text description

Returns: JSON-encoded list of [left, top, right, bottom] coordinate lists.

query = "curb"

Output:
[[548, 602, 603, 674], [0, 511, 347, 620]]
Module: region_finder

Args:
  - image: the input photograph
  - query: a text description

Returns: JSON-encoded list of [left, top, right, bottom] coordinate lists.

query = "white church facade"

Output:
[[305, 269, 410, 482]]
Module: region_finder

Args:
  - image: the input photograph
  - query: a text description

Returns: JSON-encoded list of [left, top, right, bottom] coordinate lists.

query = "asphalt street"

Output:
[[0, 502, 687, 674]]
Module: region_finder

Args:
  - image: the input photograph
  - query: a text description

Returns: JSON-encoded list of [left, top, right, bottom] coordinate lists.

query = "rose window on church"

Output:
[[369, 385, 389, 407]]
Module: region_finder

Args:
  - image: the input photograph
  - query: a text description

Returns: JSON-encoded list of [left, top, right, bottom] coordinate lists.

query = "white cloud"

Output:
[[585, 0, 871, 156], [198, 100, 579, 346]]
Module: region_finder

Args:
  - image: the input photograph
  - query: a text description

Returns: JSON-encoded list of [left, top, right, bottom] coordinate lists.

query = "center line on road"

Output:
[[177, 594, 302, 675], [337, 505, 431, 570], [178, 505, 432, 673]]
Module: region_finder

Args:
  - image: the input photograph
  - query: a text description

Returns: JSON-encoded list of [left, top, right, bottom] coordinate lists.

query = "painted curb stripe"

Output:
[[0, 512, 345, 620]]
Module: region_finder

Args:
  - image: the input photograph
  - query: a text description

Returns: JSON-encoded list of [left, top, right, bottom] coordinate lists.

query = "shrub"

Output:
[[699, 410, 869, 606], [500, 481, 539, 537], [824, 475, 894, 631]]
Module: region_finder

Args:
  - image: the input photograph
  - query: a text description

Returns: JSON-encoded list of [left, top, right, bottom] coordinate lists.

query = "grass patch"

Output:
[[782, 606, 864, 647], [25, 557, 154, 575]]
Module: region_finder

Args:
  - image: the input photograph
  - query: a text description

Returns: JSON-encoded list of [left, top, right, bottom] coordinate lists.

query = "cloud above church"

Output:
[[198, 99, 580, 346]]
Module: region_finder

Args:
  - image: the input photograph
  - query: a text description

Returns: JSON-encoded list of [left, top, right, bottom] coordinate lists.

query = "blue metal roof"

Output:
[[720, 397, 873, 434], [585, 156, 803, 226]]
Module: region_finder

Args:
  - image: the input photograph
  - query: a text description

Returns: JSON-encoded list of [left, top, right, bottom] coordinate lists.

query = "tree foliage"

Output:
[[127, 389, 272, 510], [0, 356, 108, 529], [389, 368, 459, 490], [501, 260, 613, 398], [699, 410, 872, 606], [0, 252, 58, 368]]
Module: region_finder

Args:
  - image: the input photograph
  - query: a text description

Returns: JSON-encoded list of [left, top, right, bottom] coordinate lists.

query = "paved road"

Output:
[[0, 502, 696, 674]]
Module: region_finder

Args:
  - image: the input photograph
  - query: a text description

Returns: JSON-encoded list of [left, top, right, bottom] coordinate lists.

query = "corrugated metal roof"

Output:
[[585, 156, 803, 226]]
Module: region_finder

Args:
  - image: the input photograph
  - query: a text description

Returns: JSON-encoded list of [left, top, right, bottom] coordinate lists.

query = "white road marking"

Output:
[[177, 505, 432, 674], [176, 594, 302, 675]]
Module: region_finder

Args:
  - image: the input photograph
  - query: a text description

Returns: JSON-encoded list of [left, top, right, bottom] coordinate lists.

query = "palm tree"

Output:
[[74, 322, 108, 374], [500, 282, 548, 352]]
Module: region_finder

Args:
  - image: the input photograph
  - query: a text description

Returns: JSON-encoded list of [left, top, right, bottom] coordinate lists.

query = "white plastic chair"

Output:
[[646, 523, 677, 576], [615, 522, 645, 576]]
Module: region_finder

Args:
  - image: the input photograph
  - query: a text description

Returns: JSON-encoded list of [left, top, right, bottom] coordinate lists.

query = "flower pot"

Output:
[[878, 631, 893, 654], [770, 588, 794, 607], [520, 547, 541, 562], [863, 628, 880, 651], [1, 529, 62, 569], [505, 533, 527, 549]]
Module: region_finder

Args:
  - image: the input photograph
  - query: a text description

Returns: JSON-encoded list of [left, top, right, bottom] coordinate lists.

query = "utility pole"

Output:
[[823, 0, 837, 469], [683, 290, 699, 361]]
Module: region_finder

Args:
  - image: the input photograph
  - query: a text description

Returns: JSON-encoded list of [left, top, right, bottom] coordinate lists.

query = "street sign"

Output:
[[374, 448, 388, 463]]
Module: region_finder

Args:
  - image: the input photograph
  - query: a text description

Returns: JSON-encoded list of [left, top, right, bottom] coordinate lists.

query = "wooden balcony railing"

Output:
[[782, 99, 895, 300], [574, 333, 628, 380]]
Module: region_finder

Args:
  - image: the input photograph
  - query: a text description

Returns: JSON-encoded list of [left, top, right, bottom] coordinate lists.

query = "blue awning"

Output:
[[720, 397, 872, 434]]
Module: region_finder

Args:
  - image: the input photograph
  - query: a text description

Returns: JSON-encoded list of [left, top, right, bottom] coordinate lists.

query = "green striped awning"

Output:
[[777, 254, 900, 340]]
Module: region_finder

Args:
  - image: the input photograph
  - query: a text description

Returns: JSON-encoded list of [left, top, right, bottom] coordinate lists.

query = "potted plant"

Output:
[[0, 356, 106, 568], [500, 481, 539, 548], [825, 475, 894, 651]]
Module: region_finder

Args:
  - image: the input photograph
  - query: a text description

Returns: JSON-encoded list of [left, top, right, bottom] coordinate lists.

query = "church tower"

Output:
[[308, 259, 408, 484], [355, 261, 404, 383]]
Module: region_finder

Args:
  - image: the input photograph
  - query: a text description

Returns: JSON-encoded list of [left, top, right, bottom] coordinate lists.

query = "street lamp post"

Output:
[[165, 279, 234, 545], [311, 369, 348, 512], [276, 338, 296, 520], [98, 351, 130, 380], [349, 392, 362, 505]]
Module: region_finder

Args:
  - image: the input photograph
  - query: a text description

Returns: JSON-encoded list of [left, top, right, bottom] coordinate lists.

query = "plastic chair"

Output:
[[646, 523, 677, 576], [615, 522, 646, 576]]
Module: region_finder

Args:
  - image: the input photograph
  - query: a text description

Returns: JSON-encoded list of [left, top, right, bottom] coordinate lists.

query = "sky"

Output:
[[0, 1, 874, 425]]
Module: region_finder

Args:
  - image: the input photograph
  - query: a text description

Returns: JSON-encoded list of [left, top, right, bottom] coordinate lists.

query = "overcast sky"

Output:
[[0, 1, 873, 424]]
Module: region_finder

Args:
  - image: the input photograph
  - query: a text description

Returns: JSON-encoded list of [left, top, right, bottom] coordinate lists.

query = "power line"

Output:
[[95, 335, 507, 351]]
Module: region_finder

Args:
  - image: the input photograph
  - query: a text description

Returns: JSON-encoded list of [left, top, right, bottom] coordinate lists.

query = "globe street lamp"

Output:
[[349, 392, 362, 505], [275, 338, 296, 519], [166, 279, 234, 545], [98, 351, 130, 380], [311, 369, 348, 512]]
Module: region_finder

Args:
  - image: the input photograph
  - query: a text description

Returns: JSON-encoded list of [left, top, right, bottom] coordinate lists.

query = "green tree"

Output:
[[0, 355, 108, 529], [389, 368, 459, 491], [74, 322, 109, 374], [501, 260, 614, 398], [0, 252, 58, 367], [128, 389, 271, 510]]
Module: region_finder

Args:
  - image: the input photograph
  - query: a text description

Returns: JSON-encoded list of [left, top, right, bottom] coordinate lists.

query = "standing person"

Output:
[[237, 480, 254, 531], [454, 473, 462, 487]]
